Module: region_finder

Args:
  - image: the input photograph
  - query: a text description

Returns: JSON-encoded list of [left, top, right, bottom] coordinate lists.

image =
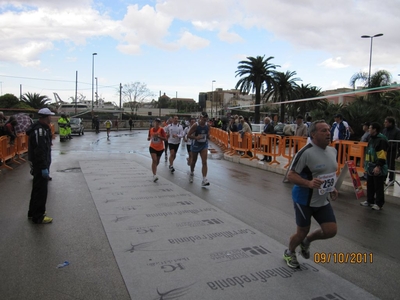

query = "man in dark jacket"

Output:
[[382, 116, 400, 184], [360, 122, 388, 211], [27, 108, 54, 224], [261, 117, 275, 162]]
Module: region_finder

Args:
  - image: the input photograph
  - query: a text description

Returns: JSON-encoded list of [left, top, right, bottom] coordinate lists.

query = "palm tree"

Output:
[[350, 70, 392, 90], [266, 70, 300, 122], [235, 56, 278, 123], [294, 84, 323, 117], [21, 92, 51, 109]]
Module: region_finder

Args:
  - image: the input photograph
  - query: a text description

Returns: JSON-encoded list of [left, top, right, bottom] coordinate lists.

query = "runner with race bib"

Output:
[[283, 120, 339, 269]]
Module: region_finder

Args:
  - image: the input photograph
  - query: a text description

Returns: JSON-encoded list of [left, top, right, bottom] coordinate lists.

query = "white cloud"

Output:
[[177, 31, 209, 50], [319, 57, 348, 69], [0, 5, 120, 65], [120, 4, 173, 52], [218, 30, 243, 43]]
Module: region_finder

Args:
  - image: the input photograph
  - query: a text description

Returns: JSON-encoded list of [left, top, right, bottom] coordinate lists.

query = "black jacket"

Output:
[[26, 121, 52, 170]]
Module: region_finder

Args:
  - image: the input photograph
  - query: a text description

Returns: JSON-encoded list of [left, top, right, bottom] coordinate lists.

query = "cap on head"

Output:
[[38, 108, 55, 116], [155, 118, 161, 123], [201, 112, 208, 118], [334, 113, 343, 119]]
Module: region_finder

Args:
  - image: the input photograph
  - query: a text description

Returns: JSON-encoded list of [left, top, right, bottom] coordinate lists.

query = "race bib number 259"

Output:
[[317, 172, 336, 195]]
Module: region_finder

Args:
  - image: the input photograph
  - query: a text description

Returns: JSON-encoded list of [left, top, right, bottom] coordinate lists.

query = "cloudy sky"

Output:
[[0, 0, 399, 105]]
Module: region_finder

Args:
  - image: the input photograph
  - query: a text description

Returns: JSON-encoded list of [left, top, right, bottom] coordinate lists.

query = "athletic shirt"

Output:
[[193, 123, 209, 145], [166, 123, 184, 144], [149, 127, 166, 151], [290, 142, 337, 207]]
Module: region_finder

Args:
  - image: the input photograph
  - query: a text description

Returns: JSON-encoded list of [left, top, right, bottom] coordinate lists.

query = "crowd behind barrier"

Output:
[[210, 127, 373, 177]]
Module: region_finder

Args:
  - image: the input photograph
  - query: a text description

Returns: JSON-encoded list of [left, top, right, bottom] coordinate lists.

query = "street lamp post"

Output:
[[211, 80, 216, 117], [95, 77, 99, 106], [91, 53, 97, 111], [361, 33, 383, 87]]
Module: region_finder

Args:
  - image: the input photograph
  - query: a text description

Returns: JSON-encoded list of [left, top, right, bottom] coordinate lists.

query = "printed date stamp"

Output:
[[314, 252, 373, 264]]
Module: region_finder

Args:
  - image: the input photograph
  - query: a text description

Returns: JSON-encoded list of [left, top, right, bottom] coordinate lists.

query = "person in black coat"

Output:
[[261, 117, 275, 162]]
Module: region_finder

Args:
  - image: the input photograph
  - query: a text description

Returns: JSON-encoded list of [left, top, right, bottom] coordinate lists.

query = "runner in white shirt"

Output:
[[165, 115, 184, 173]]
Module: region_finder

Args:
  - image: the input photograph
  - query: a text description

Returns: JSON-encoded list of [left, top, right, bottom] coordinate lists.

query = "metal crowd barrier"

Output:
[[385, 139, 400, 191]]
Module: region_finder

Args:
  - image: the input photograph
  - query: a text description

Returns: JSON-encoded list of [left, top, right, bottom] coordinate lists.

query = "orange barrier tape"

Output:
[[252, 133, 281, 165]]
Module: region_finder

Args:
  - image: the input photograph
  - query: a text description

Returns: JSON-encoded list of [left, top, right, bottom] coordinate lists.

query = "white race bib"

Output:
[[317, 172, 336, 195], [197, 134, 207, 143]]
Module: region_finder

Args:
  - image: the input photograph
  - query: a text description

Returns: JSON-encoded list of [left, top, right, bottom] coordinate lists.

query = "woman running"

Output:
[[148, 118, 167, 182]]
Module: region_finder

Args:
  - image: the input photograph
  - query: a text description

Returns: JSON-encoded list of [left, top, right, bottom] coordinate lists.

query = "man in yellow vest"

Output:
[[58, 113, 69, 141]]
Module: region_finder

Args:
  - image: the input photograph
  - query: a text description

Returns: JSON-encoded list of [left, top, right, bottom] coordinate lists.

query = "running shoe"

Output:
[[189, 173, 194, 183], [201, 178, 210, 186], [283, 249, 300, 269], [300, 241, 310, 259], [33, 216, 53, 224], [169, 165, 175, 173], [371, 204, 381, 211], [360, 201, 371, 207], [153, 175, 159, 182]]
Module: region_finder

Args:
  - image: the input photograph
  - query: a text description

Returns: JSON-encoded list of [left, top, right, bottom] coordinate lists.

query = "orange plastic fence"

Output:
[[332, 140, 368, 175], [226, 132, 253, 158], [252, 133, 281, 165], [0, 136, 19, 170], [210, 128, 229, 152], [280, 136, 308, 168], [50, 123, 56, 139], [16, 133, 29, 162], [208, 129, 375, 177]]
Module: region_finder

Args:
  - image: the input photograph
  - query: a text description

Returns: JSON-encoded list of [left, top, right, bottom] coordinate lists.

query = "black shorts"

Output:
[[293, 202, 336, 227], [149, 147, 164, 157], [169, 143, 180, 152]]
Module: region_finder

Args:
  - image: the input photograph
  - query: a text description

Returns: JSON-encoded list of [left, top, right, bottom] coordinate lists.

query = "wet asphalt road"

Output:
[[0, 129, 399, 300]]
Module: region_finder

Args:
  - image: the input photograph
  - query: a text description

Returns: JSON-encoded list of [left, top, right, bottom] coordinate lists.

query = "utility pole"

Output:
[[75, 71, 78, 115], [119, 83, 122, 109]]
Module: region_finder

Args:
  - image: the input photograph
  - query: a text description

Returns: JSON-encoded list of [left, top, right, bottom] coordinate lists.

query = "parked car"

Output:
[[70, 118, 84, 135]]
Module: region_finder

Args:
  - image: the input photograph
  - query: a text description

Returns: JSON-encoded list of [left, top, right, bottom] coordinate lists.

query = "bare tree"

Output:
[[121, 82, 154, 115]]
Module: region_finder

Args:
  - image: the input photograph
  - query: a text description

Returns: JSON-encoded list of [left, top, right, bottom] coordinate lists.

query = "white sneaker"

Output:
[[153, 175, 159, 182], [371, 204, 381, 211], [360, 201, 371, 207], [201, 178, 210, 186], [189, 173, 194, 183]]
